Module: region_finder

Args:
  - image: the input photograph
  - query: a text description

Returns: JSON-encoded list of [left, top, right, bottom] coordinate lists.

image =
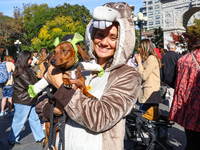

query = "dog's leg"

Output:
[[43, 122, 50, 148], [79, 77, 96, 100], [63, 78, 72, 89]]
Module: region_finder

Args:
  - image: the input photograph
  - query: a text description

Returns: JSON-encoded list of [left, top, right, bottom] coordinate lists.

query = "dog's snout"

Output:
[[50, 59, 56, 65]]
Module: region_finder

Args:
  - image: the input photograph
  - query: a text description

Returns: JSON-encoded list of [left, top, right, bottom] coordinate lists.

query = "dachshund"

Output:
[[43, 41, 96, 149]]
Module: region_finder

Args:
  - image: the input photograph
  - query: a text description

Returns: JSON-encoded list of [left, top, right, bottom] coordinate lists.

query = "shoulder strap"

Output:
[[191, 51, 200, 70]]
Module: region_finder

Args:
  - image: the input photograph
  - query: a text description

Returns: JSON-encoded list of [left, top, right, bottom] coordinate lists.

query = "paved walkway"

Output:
[[0, 88, 186, 150], [0, 88, 44, 150]]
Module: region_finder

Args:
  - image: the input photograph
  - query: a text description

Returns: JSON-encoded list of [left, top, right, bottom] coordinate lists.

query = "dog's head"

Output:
[[50, 42, 90, 68]]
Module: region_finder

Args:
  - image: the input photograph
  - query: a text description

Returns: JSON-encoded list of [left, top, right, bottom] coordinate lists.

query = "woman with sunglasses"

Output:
[[8, 50, 45, 145]]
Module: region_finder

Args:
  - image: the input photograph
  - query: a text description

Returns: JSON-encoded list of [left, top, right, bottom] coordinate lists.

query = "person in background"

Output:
[[36, 3, 141, 150], [154, 47, 162, 59], [158, 47, 166, 57], [35, 48, 49, 79], [135, 39, 162, 121], [30, 50, 38, 67], [8, 50, 45, 145], [160, 42, 182, 110], [0, 55, 15, 117], [169, 40, 200, 150]]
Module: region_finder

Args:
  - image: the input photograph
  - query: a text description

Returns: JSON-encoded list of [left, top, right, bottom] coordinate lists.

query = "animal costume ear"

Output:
[[76, 45, 90, 61], [53, 37, 60, 47], [70, 32, 85, 63]]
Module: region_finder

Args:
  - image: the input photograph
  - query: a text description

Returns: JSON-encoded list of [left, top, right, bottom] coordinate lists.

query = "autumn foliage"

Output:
[[171, 18, 200, 52]]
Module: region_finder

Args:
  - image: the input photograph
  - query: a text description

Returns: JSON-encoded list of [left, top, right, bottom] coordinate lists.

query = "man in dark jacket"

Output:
[[160, 42, 182, 110]]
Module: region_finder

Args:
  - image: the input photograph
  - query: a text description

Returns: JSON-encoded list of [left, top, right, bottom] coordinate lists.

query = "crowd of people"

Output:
[[0, 2, 199, 150]]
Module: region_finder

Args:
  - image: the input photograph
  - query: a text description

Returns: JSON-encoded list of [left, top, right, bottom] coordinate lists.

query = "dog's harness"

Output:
[[61, 63, 82, 80]]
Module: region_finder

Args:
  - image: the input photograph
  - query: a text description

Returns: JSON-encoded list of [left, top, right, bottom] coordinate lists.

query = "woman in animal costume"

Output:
[[36, 2, 141, 150]]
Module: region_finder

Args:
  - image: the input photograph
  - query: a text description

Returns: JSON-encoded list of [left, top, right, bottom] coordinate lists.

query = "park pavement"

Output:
[[0, 88, 186, 150]]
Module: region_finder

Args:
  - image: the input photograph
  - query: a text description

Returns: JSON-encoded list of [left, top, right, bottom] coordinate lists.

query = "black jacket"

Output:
[[160, 51, 182, 88], [12, 67, 38, 105]]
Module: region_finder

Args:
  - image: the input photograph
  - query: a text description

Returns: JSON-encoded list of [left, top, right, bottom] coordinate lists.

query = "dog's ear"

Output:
[[76, 45, 90, 61], [48, 51, 54, 67]]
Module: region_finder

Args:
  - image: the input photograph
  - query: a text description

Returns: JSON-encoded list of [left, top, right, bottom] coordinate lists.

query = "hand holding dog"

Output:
[[44, 65, 63, 89]]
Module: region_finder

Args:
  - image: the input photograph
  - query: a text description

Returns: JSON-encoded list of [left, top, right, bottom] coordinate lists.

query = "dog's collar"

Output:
[[61, 62, 79, 72]]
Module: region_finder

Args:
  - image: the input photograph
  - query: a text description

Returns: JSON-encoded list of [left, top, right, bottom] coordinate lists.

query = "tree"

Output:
[[134, 29, 140, 53], [171, 18, 200, 52], [17, 3, 91, 51], [151, 27, 163, 48], [31, 16, 85, 51], [21, 3, 55, 46], [0, 9, 24, 59], [54, 3, 91, 25]]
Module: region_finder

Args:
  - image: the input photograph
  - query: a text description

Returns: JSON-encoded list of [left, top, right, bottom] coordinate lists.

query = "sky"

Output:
[[0, 0, 143, 17]]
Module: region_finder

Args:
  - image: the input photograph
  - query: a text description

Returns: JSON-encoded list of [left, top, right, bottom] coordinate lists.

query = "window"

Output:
[[148, 1, 153, 5], [155, 10, 160, 14], [148, 6, 153, 10], [148, 11, 153, 15], [143, 13, 147, 17], [155, 15, 160, 19], [155, 0, 159, 3], [155, 5, 159, 9], [149, 21, 153, 25], [149, 27, 154, 30], [149, 17, 153, 20], [155, 21, 160, 24]]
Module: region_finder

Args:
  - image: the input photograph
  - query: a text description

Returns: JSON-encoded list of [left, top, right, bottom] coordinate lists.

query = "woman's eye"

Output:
[[97, 33, 104, 38], [110, 36, 117, 41]]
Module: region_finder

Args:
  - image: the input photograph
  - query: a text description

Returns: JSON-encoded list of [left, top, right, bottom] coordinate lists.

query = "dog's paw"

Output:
[[64, 84, 72, 89], [91, 97, 97, 101]]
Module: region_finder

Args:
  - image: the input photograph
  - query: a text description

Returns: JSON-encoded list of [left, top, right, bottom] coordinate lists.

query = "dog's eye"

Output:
[[62, 49, 67, 53]]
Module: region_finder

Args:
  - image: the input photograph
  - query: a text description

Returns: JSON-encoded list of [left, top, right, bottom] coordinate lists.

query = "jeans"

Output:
[[2, 85, 13, 98], [8, 103, 45, 143]]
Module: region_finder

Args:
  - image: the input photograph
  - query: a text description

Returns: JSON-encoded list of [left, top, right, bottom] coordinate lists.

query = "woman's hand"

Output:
[[70, 79, 84, 90], [44, 65, 63, 89], [135, 53, 142, 66]]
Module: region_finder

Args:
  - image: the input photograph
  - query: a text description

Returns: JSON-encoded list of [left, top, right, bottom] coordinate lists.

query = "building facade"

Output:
[[140, 0, 200, 31]]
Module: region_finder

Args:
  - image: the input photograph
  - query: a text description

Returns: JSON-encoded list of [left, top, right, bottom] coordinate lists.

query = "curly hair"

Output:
[[3, 55, 13, 62]]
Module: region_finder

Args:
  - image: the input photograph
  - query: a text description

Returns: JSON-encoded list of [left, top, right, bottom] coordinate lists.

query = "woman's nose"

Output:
[[100, 37, 109, 46]]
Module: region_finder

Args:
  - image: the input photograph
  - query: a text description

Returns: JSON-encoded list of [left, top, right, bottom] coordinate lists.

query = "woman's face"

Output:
[[138, 45, 143, 56], [28, 57, 33, 66], [93, 24, 118, 66]]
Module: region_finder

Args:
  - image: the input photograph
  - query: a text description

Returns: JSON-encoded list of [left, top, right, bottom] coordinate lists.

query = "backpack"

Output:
[[0, 62, 9, 84]]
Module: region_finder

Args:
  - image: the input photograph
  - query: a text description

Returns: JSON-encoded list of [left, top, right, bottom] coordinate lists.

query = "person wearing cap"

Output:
[[36, 2, 141, 150]]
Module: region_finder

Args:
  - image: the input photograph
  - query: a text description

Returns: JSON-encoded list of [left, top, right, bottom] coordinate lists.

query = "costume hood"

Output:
[[85, 2, 135, 71]]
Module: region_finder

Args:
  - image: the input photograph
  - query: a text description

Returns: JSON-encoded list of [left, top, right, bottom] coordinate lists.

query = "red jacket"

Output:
[[169, 50, 200, 131], [154, 48, 161, 59]]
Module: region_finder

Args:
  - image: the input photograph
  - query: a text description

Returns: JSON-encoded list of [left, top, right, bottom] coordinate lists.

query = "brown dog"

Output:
[[43, 41, 96, 149]]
